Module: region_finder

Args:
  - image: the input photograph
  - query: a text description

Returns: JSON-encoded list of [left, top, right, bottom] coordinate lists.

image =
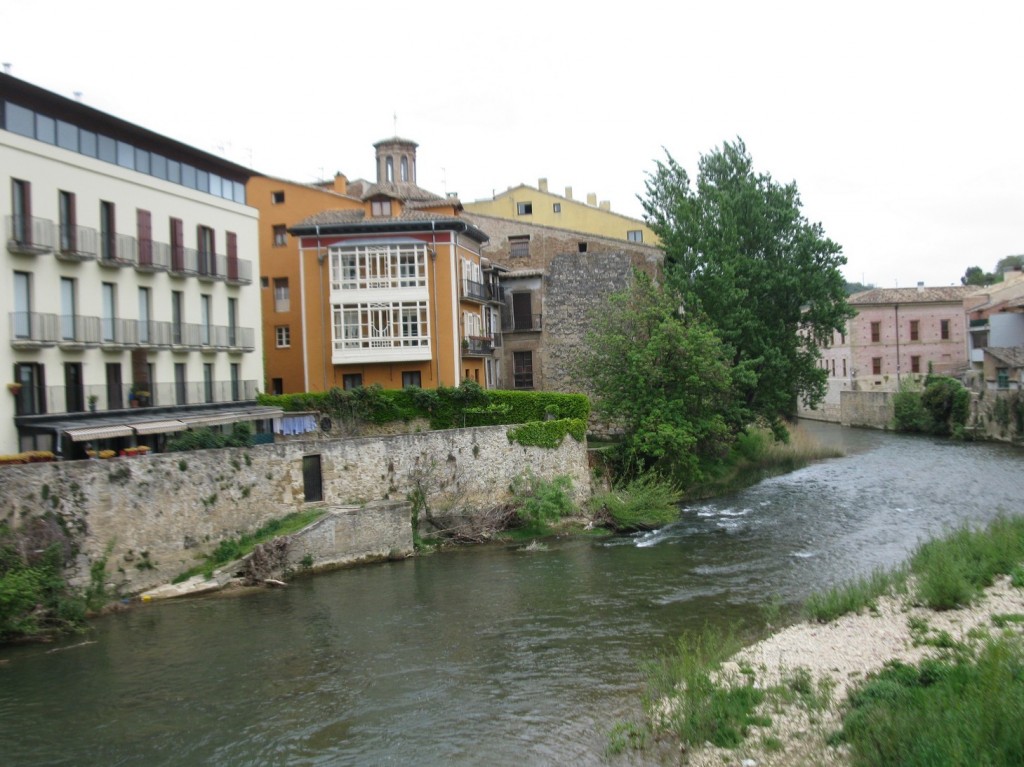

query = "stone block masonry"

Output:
[[0, 425, 590, 596]]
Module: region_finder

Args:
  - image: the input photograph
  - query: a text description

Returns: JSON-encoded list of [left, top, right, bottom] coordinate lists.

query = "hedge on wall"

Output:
[[506, 418, 588, 449], [258, 384, 590, 430]]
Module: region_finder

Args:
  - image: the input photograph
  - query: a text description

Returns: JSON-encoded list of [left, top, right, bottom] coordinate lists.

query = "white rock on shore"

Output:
[[676, 575, 1024, 767]]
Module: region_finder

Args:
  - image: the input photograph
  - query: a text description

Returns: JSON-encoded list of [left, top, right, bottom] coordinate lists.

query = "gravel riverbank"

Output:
[[677, 575, 1024, 767]]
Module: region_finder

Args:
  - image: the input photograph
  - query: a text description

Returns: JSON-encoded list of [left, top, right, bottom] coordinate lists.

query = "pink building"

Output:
[[818, 285, 975, 394]]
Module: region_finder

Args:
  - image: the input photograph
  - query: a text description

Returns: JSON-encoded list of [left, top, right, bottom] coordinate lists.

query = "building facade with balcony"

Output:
[[1, 74, 268, 457], [262, 138, 503, 393], [461, 212, 662, 392], [963, 271, 1024, 390]]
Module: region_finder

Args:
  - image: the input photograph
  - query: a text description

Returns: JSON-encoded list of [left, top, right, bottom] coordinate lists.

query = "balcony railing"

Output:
[[6, 215, 55, 255], [462, 336, 494, 356], [10, 312, 255, 352], [462, 279, 488, 302], [4, 216, 252, 283], [502, 314, 543, 332], [15, 379, 260, 417]]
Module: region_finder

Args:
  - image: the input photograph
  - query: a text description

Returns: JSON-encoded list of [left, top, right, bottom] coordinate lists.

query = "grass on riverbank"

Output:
[[804, 515, 1024, 622], [684, 423, 844, 500], [625, 515, 1024, 762], [172, 509, 326, 583]]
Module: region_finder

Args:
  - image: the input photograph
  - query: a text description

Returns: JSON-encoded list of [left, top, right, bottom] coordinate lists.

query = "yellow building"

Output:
[[250, 138, 503, 394], [464, 178, 658, 246]]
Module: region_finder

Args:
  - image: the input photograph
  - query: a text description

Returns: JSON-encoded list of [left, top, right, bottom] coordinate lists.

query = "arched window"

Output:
[[386, 156, 394, 182], [401, 156, 409, 182]]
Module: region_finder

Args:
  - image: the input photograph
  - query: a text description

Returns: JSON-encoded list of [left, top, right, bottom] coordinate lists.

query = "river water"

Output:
[[2, 422, 1022, 766]]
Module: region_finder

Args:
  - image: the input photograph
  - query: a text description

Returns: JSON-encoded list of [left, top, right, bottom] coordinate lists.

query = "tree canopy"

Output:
[[642, 138, 852, 433], [578, 272, 735, 486], [961, 255, 1024, 286]]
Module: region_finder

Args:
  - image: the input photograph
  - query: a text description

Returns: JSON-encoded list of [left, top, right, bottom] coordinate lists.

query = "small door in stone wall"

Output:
[[303, 454, 323, 502]]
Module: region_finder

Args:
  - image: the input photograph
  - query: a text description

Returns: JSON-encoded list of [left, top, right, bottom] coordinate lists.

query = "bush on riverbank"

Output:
[[508, 472, 575, 537], [590, 474, 683, 532], [893, 374, 971, 437], [0, 519, 88, 641]]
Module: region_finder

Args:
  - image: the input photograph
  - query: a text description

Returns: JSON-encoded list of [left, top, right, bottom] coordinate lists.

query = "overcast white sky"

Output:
[[3, 0, 1021, 288]]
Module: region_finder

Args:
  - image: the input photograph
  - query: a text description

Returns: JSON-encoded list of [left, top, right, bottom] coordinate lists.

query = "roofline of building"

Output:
[[461, 211, 663, 253], [1, 73, 257, 181], [289, 217, 489, 243], [465, 183, 652, 227]]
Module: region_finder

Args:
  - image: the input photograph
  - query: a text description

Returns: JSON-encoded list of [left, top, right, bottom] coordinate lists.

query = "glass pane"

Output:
[[80, 129, 98, 157], [57, 120, 78, 151], [5, 102, 35, 137], [98, 134, 117, 163], [181, 164, 197, 189], [151, 153, 168, 180], [167, 160, 181, 184], [196, 170, 209, 193], [116, 140, 134, 168], [134, 147, 150, 174], [36, 114, 56, 144]]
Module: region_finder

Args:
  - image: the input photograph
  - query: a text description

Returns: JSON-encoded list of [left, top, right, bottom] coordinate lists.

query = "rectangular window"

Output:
[[58, 190, 76, 252], [402, 371, 422, 389], [273, 225, 287, 246], [137, 208, 152, 265], [174, 363, 187, 405], [272, 190, 285, 204], [870, 321, 881, 343], [100, 200, 116, 261], [333, 301, 429, 351], [276, 325, 291, 348], [513, 351, 534, 389], [138, 287, 151, 344], [371, 200, 392, 217], [13, 271, 31, 338], [271, 378, 284, 395], [61, 277, 76, 341], [200, 295, 212, 345], [5, 102, 35, 137], [170, 217, 184, 271], [106, 363, 123, 410], [230, 363, 241, 401], [329, 243, 427, 291], [872, 357, 882, 375], [13, 362, 46, 416], [911, 355, 921, 373], [56, 120, 78, 151], [512, 292, 534, 331], [578, 242, 588, 253], [909, 319, 919, 341], [842, 358, 847, 376], [509, 235, 530, 258], [102, 283, 116, 342], [997, 367, 1009, 389], [552, 203, 561, 213], [516, 202, 533, 215], [11, 178, 30, 244], [64, 362, 84, 413], [227, 297, 238, 346], [226, 231, 238, 281], [274, 278, 290, 312], [197, 225, 215, 276], [171, 290, 183, 344], [343, 373, 363, 390], [940, 319, 950, 340], [627, 230, 643, 243], [203, 363, 214, 403]]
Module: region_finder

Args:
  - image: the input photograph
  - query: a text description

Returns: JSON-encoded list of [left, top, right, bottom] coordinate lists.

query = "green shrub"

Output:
[[804, 567, 908, 623], [590, 473, 682, 532], [837, 637, 1024, 767], [506, 418, 587, 449], [167, 423, 253, 452], [509, 472, 575, 535]]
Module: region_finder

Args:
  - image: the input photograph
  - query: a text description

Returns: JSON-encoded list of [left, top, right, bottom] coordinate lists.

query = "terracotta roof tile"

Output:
[[850, 286, 975, 304]]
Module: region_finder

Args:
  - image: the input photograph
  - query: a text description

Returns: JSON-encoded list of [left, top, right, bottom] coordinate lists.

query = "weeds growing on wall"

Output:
[[167, 423, 254, 452], [509, 472, 575, 536]]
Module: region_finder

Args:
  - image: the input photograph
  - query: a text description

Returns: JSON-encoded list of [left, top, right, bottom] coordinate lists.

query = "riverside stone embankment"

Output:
[[0, 425, 590, 596]]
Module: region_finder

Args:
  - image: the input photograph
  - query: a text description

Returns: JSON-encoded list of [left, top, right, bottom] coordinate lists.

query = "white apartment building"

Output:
[[2, 74, 271, 458]]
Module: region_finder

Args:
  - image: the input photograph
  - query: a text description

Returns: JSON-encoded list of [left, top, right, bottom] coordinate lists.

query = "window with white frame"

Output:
[[371, 199, 392, 217], [333, 301, 429, 351], [276, 325, 291, 348], [329, 243, 427, 291], [463, 311, 483, 340], [627, 230, 643, 243]]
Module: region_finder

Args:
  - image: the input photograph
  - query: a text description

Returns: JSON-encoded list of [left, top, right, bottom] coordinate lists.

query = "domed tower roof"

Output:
[[373, 136, 418, 185]]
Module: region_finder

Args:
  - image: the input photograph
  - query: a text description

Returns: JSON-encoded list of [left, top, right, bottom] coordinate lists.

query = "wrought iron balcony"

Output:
[[461, 336, 495, 356], [462, 279, 488, 302], [502, 314, 543, 332]]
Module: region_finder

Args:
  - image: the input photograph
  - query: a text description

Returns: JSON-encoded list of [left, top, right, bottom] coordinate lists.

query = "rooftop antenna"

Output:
[[393, 111, 398, 136]]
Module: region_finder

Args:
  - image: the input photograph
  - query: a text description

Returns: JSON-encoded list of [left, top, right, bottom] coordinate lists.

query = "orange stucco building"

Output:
[[250, 138, 502, 394]]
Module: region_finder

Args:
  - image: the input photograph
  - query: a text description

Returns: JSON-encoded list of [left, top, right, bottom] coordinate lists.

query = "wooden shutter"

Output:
[[137, 209, 152, 265]]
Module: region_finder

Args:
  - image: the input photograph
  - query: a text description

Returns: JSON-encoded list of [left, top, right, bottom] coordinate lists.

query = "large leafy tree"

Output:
[[643, 139, 852, 434], [579, 272, 735, 485]]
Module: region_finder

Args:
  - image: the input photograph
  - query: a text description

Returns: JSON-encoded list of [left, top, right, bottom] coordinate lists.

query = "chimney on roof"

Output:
[[600, 200, 610, 211], [538, 178, 548, 193], [333, 172, 348, 195], [917, 281, 925, 292], [565, 186, 573, 200], [587, 193, 597, 206]]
